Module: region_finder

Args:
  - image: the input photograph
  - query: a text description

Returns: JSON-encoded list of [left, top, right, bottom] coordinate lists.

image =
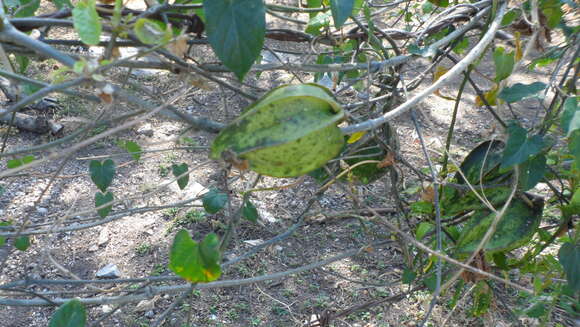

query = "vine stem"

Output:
[[341, 2, 506, 135]]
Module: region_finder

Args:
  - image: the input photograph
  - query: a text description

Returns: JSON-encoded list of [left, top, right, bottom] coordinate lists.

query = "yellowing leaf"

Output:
[[347, 131, 366, 144], [475, 84, 500, 107], [515, 32, 523, 61], [433, 65, 456, 100], [433, 65, 449, 82], [169, 230, 221, 283]]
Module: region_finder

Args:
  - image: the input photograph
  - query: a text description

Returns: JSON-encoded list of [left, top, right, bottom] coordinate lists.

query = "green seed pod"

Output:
[[210, 84, 345, 177]]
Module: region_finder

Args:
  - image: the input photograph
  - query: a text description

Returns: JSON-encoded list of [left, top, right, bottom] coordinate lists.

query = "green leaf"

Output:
[[89, 159, 115, 192], [329, 0, 355, 28], [49, 299, 87, 327], [7, 155, 35, 169], [95, 191, 113, 218], [452, 37, 469, 55], [449, 280, 465, 308], [171, 163, 189, 190], [519, 154, 547, 191], [456, 197, 544, 255], [202, 189, 228, 214], [14, 236, 30, 251], [402, 268, 417, 284], [454, 140, 505, 185], [133, 18, 172, 45], [423, 274, 437, 292], [530, 47, 565, 70], [14, 55, 30, 74], [501, 9, 520, 26], [51, 0, 73, 9], [14, 0, 40, 17], [471, 281, 492, 316], [210, 84, 345, 178], [410, 201, 433, 215], [306, 11, 332, 35], [501, 123, 544, 169], [526, 301, 548, 318], [169, 230, 221, 283], [242, 199, 259, 223], [118, 140, 141, 161], [540, 0, 564, 29], [416, 222, 433, 240], [498, 82, 547, 103], [492, 252, 508, 269], [422, 1, 434, 14], [561, 97, 580, 136], [558, 242, 580, 293], [493, 47, 515, 82], [72, 0, 102, 46], [427, 0, 449, 7], [569, 129, 580, 168], [203, 0, 265, 80]]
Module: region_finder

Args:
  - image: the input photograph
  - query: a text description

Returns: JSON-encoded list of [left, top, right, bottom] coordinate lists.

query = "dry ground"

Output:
[[0, 1, 575, 326]]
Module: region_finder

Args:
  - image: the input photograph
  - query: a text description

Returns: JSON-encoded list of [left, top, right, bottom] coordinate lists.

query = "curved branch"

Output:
[[341, 3, 505, 134]]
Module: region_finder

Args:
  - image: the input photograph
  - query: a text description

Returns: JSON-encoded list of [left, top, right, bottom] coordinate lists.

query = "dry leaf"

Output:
[[420, 186, 435, 203], [111, 46, 121, 59], [134, 295, 160, 312], [97, 84, 114, 104], [188, 74, 213, 91], [432, 65, 456, 100], [514, 32, 523, 61], [167, 35, 189, 58], [460, 251, 490, 283], [377, 151, 395, 168]]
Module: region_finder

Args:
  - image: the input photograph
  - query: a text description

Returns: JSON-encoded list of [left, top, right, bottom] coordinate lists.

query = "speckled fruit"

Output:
[[210, 84, 345, 177]]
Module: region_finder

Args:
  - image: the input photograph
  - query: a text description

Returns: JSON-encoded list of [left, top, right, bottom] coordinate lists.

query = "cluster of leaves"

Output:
[[2, 0, 578, 325]]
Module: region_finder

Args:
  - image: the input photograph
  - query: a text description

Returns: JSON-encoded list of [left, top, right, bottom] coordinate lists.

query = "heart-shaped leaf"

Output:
[[242, 199, 259, 223], [498, 82, 547, 103], [118, 140, 142, 161], [14, 236, 30, 251], [329, 0, 355, 28], [558, 242, 580, 293], [518, 154, 547, 191], [95, 191, 113, 218], [456, 197, 543, 255], [454, 140, 505, 185], [89, 159, 115, 192], [171, 163, 189, 190], [204, 0, 265, 80], [49, 299, 86, 327], [501, 123, 544, 169], [202, 189, 228, 214], [561, 97, 579, 137], [72, 0, 102, 45], [493, 47, 515, 82], [169, 230, 221, 283]]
